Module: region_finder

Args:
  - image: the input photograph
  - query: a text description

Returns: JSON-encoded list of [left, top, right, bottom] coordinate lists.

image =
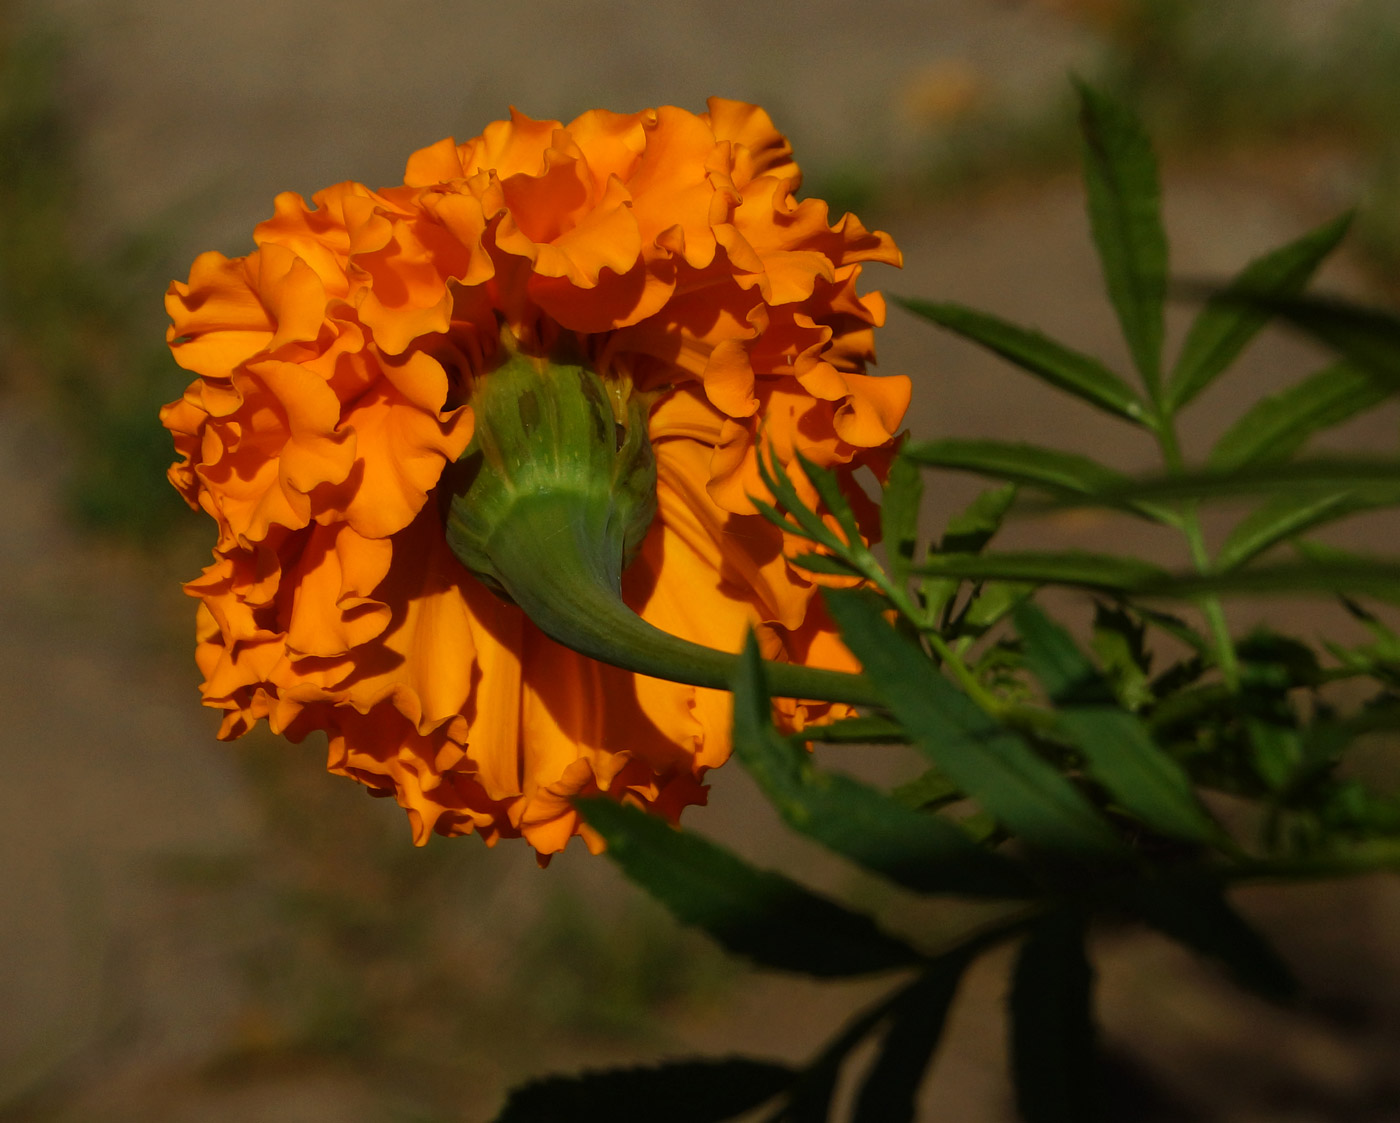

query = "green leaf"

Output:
[[1140, 558, 1400, 600], [794, 450, 863, 547], [1076, 80, 1167, 392], [895, 297, 1148, 424], [1209, 362, 1390, 472], [1010, 910, 1102, 1123], [578, 799, 924, 977], [732, 636, 1034, 898], [824, 589, 1121, 856], [960, 581, 1037, 634], [882, 453, 923, 587], [851, 950, 977, 1123], [941, 483, 1020, 554], [1168, 214, 1353, 410], [1124, 878, 1297, 1002], [1015, 605, 1221, 844], [1014, 601, 1113, 705], [916, 550, 1169, 594], [755, 447, 840, 548], [1024, 457, 1400, 509], [1090, 603, 1153, 711], [1295, 539, 1400, 608], [492, 1058, 797, 1123], [891, 766, 960, 810], [798, 714, 909, 744], [1215, 491, 1374, 572], [1060, 708, 1222, 844], [790, 551, 864, 577], [784, 987, 904, 1123], [923, 483, 1018, 622], [903, 438, 1175, 524], [1225, 291, 1400, 387]]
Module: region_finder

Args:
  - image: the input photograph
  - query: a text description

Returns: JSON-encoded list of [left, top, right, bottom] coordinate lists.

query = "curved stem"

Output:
[[484, 494, 886, 707]]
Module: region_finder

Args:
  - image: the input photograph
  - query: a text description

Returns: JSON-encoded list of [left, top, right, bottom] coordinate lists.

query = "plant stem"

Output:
[[1153, 413, 1241, 690], [483, 494, 887, 706]]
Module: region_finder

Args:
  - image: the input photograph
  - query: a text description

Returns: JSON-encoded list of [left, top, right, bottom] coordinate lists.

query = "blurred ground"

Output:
[[3, 1, 1400, 1121]]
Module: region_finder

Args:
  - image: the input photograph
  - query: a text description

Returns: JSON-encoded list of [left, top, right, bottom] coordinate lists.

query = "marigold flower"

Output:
[[163, 98, 909, 857]]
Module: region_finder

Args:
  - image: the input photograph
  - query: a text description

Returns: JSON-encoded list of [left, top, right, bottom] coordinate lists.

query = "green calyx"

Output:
[[442, 334, 879, 707], [444, 339, 657, 601]]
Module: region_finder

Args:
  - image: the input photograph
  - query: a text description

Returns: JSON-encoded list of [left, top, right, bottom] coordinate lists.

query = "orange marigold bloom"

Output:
[[162, 98, 909, 857]]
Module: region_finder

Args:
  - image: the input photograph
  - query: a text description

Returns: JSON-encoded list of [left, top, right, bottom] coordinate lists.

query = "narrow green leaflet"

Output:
[[850, 949, 977, 1123], [1023, 458, 1400, 509], [903, 438, 1176, 524], [1015, 605, 1222, 844], [1168, 213, 1353, 410], [754, 446, 840, 548], [882, 453, 923, 586], [916, 550, 1169, 594], [1208, 362, 1390, 472], [1124, 878, 1297, 1002], [793, 450, 863, 547], [732, 636, 1034, 898], [825, 589, 1121, 856], [1228, 291, 1400, 387], [923, 483, 1018, 622], [895, 297, 1148, 424], [782, 987, 906, 1123], [1215, 491, 1372, 572], [1138, 559, 1400, 600], [1076, 81, 1167, 393], [798, 714, 908, 744], [1010, 910, 1102, 1123], [891, 766, 960, 810], [492, 1059, 797, 1123], [578, 799, 924, 978], [904, 438, 1123, 495], [1014, 601, 1111, 705]]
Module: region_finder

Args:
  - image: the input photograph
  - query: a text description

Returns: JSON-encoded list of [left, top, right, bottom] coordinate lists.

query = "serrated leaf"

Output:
[[824, 589, 1122, 855], [732, 636, 1034, 898], [903, 438, 1175, 524], [895, 297, 1148, 424], [1077, 80, 1167, 393], [851, 949, 977, 1123], [1090, 603, 1153, 711], [578, 799, 924, 977], [923, 483, 1018, 622], [783, 988, 902, 1123], [1168, 214, 1353, 410], [492, 1058, 797, 1123], [1216, 491, 1371, 572], [1209, 362, 1390, 472], [883, 453, 923, 587], [1015, 605, 1222, 844], [961, 581, 1036, 633], [1123, 878, 1297, 1002], [1014, 602, 1113, 705], [916, 550, 1169, 594], [1010, 909, 1102, 1123], [1295, 539, 1400, 608]]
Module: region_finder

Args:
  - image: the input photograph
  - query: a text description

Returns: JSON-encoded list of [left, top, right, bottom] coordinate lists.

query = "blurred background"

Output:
[[3, 1, 1400, 1119]]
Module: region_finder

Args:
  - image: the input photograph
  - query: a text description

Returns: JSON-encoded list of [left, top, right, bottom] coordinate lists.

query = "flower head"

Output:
[[163, 98, 909, 857]]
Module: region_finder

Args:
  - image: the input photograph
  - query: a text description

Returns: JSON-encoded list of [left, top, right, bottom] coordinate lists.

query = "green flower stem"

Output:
[[1152, 413, 1241, 691], [481, 492, 887, 707]]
